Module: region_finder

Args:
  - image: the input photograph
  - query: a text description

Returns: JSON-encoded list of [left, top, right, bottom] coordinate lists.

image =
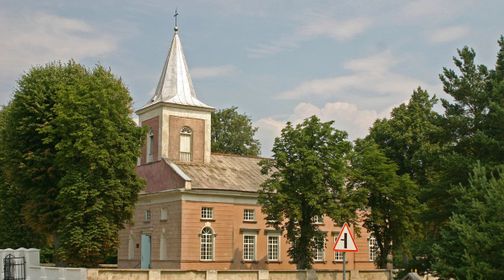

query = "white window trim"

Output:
[[368, 235, 378, 262], [179, 126, 192, 162], [313, 236, 325, 262], [243, 234, 257, 261], [243, 209, 256, 222], [144, 209, 151, 222], [201, 207, 214, 220], [200, 227, 215, 261], [333, 234, 344, 262], [312, 215, 324, 225], [267, 234, 281, 262]]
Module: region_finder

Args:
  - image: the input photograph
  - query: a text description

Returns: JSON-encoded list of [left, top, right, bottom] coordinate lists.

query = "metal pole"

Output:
[[343, 252, 346, 280]]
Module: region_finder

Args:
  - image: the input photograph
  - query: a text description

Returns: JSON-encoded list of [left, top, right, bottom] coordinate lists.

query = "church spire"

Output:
[[145, 14, 212, 109]]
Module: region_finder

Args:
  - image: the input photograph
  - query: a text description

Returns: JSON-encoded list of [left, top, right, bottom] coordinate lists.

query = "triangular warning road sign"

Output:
[[333, 223, 358, 252]]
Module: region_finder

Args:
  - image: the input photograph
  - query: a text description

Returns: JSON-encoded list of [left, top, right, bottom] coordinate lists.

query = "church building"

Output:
[[117, 25, 378, 271]]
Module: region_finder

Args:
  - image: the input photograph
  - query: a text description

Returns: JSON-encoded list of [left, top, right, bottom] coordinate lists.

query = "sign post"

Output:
[[333, 223, 358, 280]]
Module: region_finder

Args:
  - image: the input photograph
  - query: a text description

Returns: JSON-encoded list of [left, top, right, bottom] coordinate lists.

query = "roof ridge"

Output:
[[211, 152, 270, 160]]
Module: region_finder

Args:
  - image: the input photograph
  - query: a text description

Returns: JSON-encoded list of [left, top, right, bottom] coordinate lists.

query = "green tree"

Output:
[[433, 164, 504, 280], [211, 106, 261, 156], [368, 88, 442, 187], [0, 106, 45, 249], [2, 61, 145, 267], [258, 116, 365, 269], [367, 88, 443, 272], [350, 139, 420, 269]]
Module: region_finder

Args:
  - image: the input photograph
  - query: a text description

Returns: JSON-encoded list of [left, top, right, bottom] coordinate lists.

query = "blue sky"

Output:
[[1, 0, 503, 155]]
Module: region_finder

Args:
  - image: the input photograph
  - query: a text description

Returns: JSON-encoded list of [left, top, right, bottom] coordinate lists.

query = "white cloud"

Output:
[[278, 51, 425, 100], [255, 117, 285, 156], [297, 17, 372, 41], [0, 11, 119, 104], [428, 26, 471, 43], [191, 65, 237, 79], [398, 0, 471, 23], [255, 101, 390, 156], [247, 16, 372, 58]]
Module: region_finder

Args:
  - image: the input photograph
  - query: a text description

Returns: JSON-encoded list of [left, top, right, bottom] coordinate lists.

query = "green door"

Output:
[[140, 234, 151, 269]]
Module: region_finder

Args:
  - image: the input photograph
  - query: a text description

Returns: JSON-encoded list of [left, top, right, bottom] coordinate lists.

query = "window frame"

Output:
[[200, 227, 214, 261], [368, 235, 378, 262], [243, 209, 256, 222], [311, 215, 324, 225], [144, 209, 151, 222], [312, 236, 325, 262], [201, 207, 214, 220], [333, 234, 344, 262], [243, 234, 257, 262], [179, 126, 192, 162], [267, 234, 280, 262]]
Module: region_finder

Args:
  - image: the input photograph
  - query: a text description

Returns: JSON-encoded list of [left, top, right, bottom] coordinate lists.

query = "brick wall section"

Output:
[[168, 116, 205, 163], [141, 116, 160, 164], [120, 193, 377, 271], [177, 201, 376, 271], [118, 200, 182, 269], [136, 160, 186, 193]]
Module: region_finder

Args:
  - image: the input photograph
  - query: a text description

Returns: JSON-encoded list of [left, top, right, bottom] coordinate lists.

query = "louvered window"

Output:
[[180, 126, 192, 162]]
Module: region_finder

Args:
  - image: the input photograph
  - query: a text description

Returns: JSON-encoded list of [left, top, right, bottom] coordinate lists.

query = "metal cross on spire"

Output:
[[174, 9, 179, 31]]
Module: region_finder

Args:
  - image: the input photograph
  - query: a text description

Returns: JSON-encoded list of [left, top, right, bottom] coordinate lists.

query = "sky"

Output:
[[1, 0, 503, 156]]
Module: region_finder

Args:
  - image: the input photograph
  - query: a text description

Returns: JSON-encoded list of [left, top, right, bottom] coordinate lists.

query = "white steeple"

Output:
[[145, 25, 212, 109]]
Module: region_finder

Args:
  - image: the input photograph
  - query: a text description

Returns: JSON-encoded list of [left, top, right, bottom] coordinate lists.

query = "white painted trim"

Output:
[[164, 159, 192, 181], [138, 188, 259, 205]]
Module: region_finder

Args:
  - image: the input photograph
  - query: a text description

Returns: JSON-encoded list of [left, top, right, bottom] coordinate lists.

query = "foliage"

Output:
[[1, 61, 145, 267], [0, 106, 45, 249], [211, 106, 261, 156], [367, 88, 442, 186], [365, 37, 504, 275], [366, 88, 443, 272], [350, 139, 420, 268], [432, 164, 504, 280], [258, 116, 365, 269]]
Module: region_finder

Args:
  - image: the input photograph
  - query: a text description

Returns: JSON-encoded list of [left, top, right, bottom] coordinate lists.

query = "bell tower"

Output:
[[137, 21, 214, 165]]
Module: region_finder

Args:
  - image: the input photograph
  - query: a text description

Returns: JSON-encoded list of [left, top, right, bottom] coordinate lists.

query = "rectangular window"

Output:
[[180, 134, 192, 162], [313, 237, 325, 262], [160, 208, 168, 221], [201, 207, 213, 220], [147, 129, 154, 163], [334, 234, 343, 261], [312, 215, 324, 224], [144, 209, 151, 222], [267, 235, 280, 261], [369, 236, 378, 261], [243, 209, 255, 221], [243, 235, 256, 261]]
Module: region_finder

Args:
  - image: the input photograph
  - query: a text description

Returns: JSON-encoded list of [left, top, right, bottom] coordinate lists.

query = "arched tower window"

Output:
[[147, 128, 154, 162], [180, 126, 192, 162], [200, 227, 214, 261]]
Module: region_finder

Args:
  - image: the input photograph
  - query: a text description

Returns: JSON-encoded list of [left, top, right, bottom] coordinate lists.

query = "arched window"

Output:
[[200, 227, 214, 261], [180, 126, 192, 162], [147, 128, 154, 162]]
